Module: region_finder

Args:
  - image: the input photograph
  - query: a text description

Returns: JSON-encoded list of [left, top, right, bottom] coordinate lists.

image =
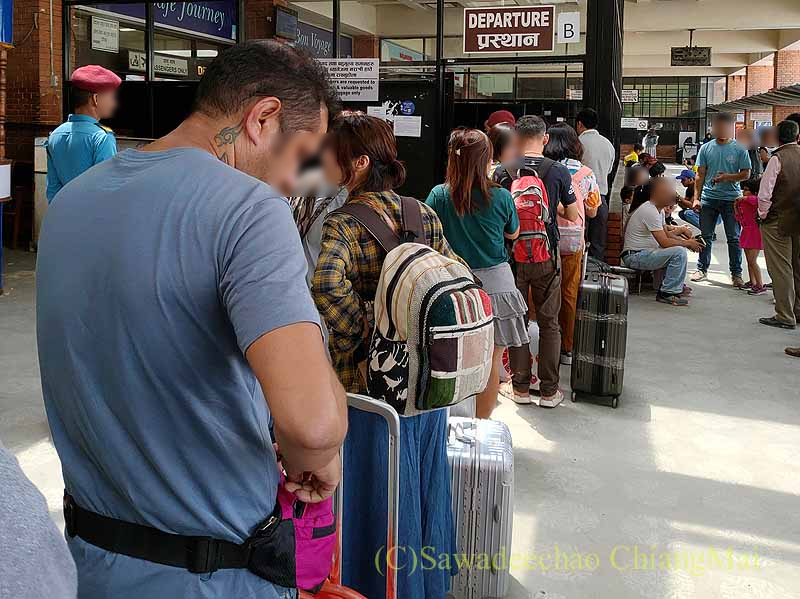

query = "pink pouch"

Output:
[[247, 479, 336, 593], [277, 483, 336, 592]]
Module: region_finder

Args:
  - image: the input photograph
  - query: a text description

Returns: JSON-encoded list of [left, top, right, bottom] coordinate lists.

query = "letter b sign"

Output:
[[557, 12, 580, 44]]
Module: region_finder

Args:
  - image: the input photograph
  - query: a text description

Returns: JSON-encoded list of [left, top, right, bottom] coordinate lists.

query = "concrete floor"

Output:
[[2, 171, 800, 597]]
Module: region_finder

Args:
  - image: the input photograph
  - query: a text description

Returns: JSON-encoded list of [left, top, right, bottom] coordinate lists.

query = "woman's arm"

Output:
[[312, 218, 367, 362]]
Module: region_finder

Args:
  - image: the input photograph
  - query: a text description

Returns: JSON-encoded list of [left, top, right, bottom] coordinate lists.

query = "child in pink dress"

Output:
[[734, 179, 766, 295]]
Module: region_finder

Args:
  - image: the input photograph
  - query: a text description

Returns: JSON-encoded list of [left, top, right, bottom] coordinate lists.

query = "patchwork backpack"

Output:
[[334, 197, 495, 417], [509, 158, 556, 264]]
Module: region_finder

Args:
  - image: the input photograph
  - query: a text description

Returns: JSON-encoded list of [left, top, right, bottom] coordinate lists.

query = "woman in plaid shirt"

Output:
[[312, 113, 460, 599], [312, 113, 461, 392]]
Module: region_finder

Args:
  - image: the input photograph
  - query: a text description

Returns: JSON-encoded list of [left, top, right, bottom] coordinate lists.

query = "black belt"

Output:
[[63, 493, 253, 573]]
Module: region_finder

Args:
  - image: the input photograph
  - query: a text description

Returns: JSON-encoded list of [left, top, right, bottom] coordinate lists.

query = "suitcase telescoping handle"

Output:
[[337, 394, 401, 599], [300, 394, 400, 599]]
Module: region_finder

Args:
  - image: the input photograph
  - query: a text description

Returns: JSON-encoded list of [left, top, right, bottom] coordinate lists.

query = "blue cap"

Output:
[[677, 169, 696, 180]]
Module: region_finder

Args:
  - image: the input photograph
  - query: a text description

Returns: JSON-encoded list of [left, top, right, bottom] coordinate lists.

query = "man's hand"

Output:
[[684, 238, 704, 253], [675, 225, 692, 239], [284, 454, 342, 504], [692, 199, 701, 213], [712, 172, 726, 184]]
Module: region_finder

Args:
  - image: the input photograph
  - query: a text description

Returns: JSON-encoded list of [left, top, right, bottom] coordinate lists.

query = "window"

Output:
[[71, 5, 147, 78], [71, 2, 237, 79]]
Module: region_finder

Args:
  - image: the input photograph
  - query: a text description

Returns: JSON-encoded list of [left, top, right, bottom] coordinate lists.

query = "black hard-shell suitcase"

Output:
[[570, 255, 629, 408]]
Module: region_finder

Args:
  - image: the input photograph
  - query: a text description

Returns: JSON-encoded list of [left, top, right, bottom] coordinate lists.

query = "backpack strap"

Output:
[[333, 196, 426, 252], [399, 196, 425, 245], [334, 203, 401, 252], [536, 157, 555, 180]]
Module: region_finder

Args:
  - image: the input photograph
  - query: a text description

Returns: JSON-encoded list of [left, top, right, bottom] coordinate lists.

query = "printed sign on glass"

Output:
[[129, 50, 189, 77], [463, 5, 555, 54], [319, 59, 379, 102], [621, 89, 639, 103], [91, 16, 119, 53]]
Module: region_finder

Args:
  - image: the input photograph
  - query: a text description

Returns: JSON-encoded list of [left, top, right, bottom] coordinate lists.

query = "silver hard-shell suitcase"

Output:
[[447, 417, 514, 599]]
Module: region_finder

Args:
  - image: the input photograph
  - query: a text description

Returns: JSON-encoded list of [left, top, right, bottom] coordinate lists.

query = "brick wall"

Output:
[[2, 2, 64, 248], [727, 75, 746, 101], [5, 1, 63, 161], [606, 213, 623, 266], [775, 50, 800, 89], [245, 0, 287, 40], [353, 37, 380, 59], [746, 65, 773, 97], [773, 105, 800, 124]]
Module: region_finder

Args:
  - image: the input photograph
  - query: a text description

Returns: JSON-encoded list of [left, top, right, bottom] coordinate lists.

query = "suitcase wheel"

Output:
[[611, 396, 619, 409]]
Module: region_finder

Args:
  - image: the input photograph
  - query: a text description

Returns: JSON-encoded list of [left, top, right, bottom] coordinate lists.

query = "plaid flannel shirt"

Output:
[[312, 191, 460, 392]]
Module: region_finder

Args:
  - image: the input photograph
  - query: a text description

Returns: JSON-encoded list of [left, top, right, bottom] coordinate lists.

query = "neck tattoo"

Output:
[[213, 121, 244, 164]]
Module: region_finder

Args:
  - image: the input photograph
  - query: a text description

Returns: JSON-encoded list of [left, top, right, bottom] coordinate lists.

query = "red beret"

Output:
[[70, 65, 122, 92], [485, 110, 516, 129]]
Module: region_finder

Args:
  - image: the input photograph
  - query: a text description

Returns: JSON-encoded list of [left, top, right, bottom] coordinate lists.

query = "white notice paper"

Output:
[[393, 116, 422, 138], [91, 16, 119, 53], [367, 105, 387, 118], [319, 59, 379, 102]]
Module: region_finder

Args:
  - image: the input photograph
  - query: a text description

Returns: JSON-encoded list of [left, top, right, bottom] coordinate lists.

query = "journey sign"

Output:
[[463, 5, 555, 54]]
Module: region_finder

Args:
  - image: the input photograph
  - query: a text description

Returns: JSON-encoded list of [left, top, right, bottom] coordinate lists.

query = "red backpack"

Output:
[[509, 158, 555, 264]]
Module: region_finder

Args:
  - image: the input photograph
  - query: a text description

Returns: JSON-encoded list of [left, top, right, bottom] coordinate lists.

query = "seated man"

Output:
[[621, 177, 704, 307], [676, 168, 700, 228]]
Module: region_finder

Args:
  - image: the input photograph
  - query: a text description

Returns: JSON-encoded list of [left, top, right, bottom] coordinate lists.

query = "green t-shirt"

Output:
[[425, 183, 519, 270]]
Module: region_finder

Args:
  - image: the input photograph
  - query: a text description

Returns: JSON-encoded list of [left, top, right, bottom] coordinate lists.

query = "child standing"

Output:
[[735, 178, 766, 295]]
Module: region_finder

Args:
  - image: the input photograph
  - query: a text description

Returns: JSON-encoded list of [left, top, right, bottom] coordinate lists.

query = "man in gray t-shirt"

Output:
[[621, 179, 703, 306], [36, 41, 347, 599], [0, 442, 77, 599]]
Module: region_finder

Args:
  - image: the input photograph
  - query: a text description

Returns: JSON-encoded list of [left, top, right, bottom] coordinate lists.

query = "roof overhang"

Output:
[[708, 84, 800, 112]]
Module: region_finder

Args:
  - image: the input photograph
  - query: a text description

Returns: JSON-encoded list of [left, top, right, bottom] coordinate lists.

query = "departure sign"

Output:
[[463, 5, 555, 54]]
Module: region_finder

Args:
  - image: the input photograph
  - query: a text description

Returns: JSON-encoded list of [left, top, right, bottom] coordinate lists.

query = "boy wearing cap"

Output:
[[46, 65, 121, 203], [676, 168, 700, 229]]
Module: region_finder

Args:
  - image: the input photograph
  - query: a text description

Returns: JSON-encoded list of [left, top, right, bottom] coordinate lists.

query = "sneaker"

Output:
[[500, 381, 532, 405], [766, 282, 773, 289], [560, 351, 573, 366], [690, 270, 707, 282], [759, 316, 796, 330], [680, 284, 693, 297], [786, 347, 800, 358], [656, 291, 690, 307], [742, 281, 753, 290], [539, 389, 564, 408], [747, 285, 767, 296], [732, 275, 745, 289]]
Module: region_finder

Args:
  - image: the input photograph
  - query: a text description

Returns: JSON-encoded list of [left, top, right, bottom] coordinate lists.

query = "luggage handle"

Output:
[[447, 419, 476, 445], [327, 394, 400, 599]]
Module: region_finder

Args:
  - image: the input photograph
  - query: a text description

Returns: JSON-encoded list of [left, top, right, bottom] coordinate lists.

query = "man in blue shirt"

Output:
[[36, 41, 347, 599], [45, 65, 121, 203], [692, 112, 752, 286]]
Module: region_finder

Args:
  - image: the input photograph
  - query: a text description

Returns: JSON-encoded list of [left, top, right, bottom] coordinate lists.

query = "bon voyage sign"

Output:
[[463, 5, 554, 54]]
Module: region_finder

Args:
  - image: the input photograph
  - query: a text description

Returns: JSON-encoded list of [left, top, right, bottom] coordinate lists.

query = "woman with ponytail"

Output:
[[425, 128, 529, 419], [313, 112, 459, 599]]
